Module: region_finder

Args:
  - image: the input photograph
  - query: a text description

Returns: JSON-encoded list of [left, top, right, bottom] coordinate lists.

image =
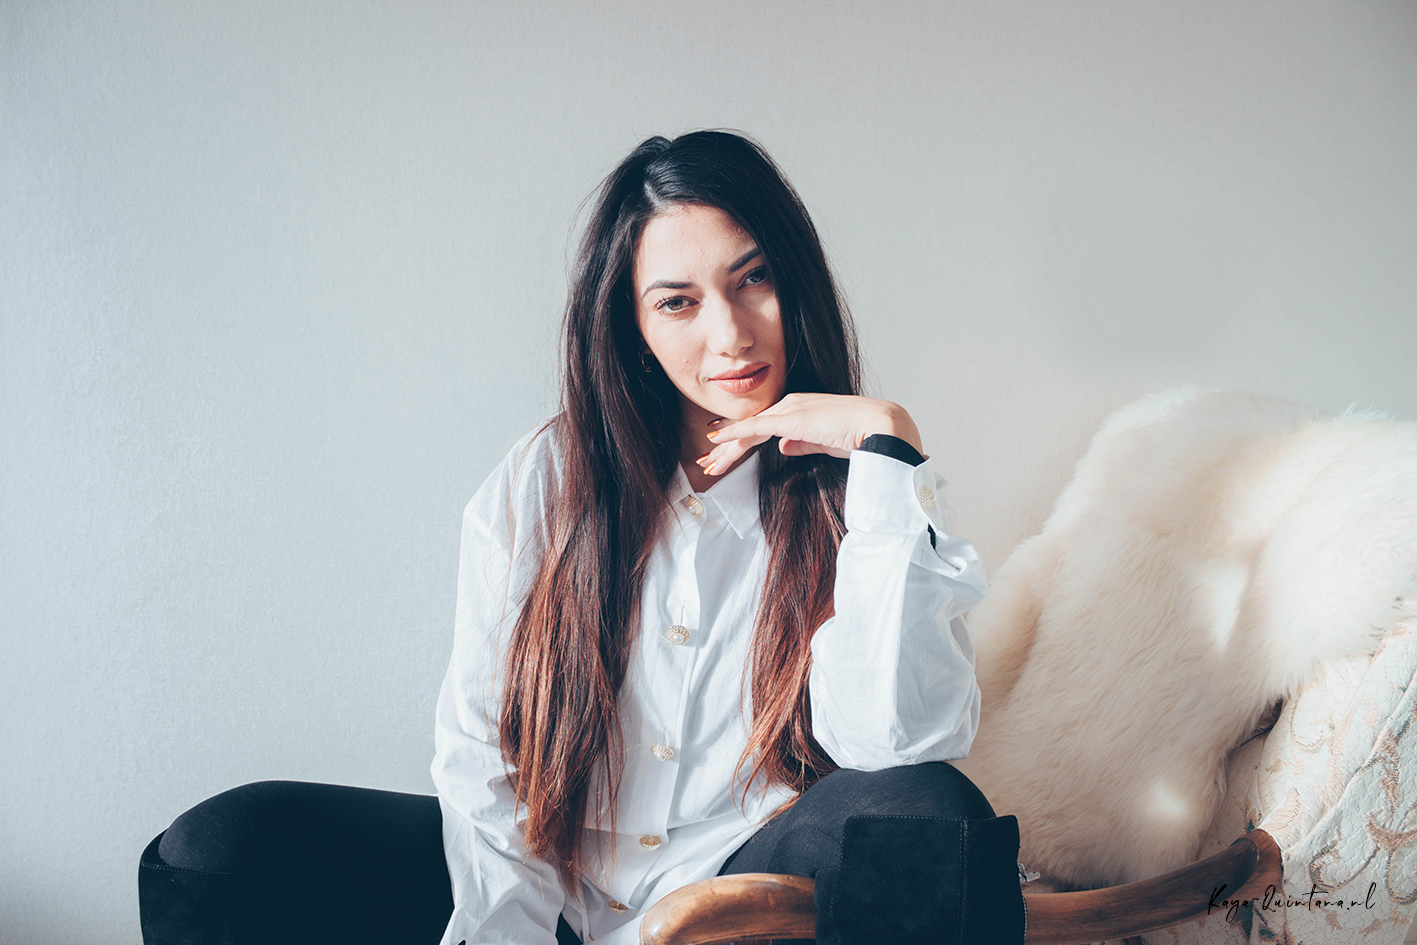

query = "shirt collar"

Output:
[[667, 449, 762, 539]]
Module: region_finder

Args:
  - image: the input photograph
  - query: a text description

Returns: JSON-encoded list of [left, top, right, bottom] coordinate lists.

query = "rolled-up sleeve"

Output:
[[432, 428, 569, 945], [807, 446, 989, 771]]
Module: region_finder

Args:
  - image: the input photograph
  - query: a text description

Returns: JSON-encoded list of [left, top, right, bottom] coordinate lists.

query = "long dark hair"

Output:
[[498, 131, 862, 890]]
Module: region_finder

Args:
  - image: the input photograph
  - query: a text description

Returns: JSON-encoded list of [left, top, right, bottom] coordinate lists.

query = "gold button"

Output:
[[684, 495, 705, 516], [607, 899, 629, 914], [650, 743, 675, 760], [918, 485, 935, 510], [665, 625, 691, 645], [639, 834, 662, 850]]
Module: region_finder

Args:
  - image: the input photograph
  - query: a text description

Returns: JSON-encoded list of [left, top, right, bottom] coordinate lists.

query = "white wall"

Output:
[[2, 2, 1414, 941]]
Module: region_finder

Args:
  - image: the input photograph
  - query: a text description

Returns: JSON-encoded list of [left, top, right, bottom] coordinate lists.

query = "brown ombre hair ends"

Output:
[[498, 131, 862, 890]]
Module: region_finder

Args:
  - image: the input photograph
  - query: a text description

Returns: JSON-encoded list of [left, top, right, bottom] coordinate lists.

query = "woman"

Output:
[[138, 131, 1023, 945]]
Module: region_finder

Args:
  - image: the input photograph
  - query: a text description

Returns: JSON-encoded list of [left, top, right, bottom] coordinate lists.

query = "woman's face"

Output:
[[633, 204, 787, 439]]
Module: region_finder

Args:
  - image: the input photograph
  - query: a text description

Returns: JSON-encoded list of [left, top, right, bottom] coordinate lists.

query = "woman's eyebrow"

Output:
[[639, 248, 763, 299], [640, 278, 694, 299], [728, 247, 763, 272]]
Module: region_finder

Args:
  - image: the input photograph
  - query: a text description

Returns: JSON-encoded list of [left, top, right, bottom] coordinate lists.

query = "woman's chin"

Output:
[[682, 386, 782, 426], [709, 387, 785, 421], [714, 399, 770, 421]]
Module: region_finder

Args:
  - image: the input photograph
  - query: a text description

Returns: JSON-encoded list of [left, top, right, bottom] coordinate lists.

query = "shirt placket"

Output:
[[664, 492, 708, 801], [604, 493, 705, 911]]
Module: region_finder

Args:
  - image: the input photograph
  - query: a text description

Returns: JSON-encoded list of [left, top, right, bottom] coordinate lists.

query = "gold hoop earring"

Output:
[[641, 350, 654, 373]]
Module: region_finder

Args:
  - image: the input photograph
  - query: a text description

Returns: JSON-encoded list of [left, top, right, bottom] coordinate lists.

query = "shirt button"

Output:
[[607, 899, 629, 914], [650, 743, 675, 760], [684, 495, 705, 516], [918, 485, 936, 510], [639, 834, 663, 850], [665, 625, 691, 645]]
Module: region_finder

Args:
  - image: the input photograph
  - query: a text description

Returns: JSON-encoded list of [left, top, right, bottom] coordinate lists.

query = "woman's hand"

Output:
[[697, 393, 924, 475]]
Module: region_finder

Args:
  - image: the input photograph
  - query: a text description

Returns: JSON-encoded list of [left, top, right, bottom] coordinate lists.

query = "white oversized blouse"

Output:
[[432, 420, 988, 945]]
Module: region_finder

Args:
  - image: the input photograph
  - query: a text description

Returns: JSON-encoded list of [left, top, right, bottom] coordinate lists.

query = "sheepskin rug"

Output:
[[950, 387, 1417, 889]]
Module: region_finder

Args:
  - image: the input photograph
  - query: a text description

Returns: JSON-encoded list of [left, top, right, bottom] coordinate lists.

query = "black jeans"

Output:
[[139, 763, 1022, 945]]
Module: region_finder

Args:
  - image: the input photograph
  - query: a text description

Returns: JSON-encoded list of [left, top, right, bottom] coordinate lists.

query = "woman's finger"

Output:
[[706, 416, 766, 444], [778, 438, 845, 458], [700, 444, 745, 475], [698, 431, 771, 475], [708, 406, 811, 447]]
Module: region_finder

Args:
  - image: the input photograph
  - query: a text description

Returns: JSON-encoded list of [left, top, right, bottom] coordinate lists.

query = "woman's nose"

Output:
[[705, 297, 754, 355]]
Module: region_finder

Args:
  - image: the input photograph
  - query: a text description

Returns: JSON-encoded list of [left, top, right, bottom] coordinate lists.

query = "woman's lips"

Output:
[[710, 364, 769, 394]]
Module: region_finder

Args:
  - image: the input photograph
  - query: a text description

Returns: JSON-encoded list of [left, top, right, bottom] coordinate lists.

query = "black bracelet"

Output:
[[858, 433, 926, 467]]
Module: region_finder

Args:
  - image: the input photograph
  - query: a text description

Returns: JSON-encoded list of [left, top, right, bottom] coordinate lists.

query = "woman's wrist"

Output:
[[866, 402, 924, 455]]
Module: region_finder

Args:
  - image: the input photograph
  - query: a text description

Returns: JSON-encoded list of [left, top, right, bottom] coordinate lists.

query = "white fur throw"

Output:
[[951, 387, 1417, 889]]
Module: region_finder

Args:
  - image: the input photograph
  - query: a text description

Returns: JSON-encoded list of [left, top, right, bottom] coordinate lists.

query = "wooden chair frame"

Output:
[[640, 829, 1282, 945]]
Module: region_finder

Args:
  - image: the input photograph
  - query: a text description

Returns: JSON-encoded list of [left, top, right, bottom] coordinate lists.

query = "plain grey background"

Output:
[[3, 2, 1415, 942]]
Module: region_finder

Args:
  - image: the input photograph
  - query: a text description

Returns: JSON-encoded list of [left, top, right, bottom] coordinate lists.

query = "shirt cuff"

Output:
[[844, 447, 941, 535]]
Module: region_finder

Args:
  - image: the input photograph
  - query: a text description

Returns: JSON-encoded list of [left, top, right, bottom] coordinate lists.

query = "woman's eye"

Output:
[[656, 296, 694, 314], [740, 266, 771, 288]]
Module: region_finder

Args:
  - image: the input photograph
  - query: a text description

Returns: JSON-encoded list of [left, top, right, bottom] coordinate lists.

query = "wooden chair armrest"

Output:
[[639, 829, 1282, 945], [1025, 828, 1282, 943], [640, 872, 816, 945]]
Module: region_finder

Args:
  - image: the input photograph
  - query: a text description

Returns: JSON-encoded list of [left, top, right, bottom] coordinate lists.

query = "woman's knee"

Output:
[[811, 761, 997, 821], [157, 780, 309, 874]]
